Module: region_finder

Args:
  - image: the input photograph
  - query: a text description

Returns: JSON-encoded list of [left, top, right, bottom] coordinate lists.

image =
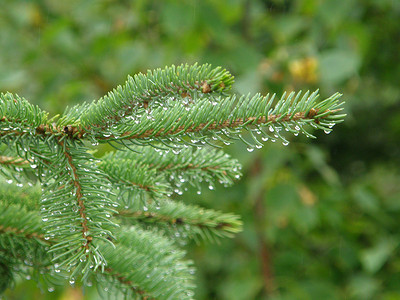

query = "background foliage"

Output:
[[1, 0, 399, 299]]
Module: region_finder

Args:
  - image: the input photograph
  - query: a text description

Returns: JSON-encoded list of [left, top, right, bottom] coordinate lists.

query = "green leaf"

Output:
[[360, 238, 398, 273], [319, 49, 361, 85]]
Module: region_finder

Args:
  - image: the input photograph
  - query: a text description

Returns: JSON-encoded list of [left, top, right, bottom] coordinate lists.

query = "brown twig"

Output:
[[0, 156, 31, 166], [251, 155, 276, 296]]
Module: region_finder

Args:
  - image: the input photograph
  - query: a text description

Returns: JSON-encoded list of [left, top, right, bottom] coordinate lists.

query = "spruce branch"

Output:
[[100, 146, 241, 201], [0, 150, 36, 185], [118, 199, 242, 243], [0, 155, 30, 166], [82, 90, 344, 150], [0, 63, 345, 298], [116, 146, 241, 186], [98, 152, 171, 207], [0, 182, 40, 210], [0, 204, 44, 241], [79, 63, 234, 130], [0, 200, 56, 289], [0, 92, 48, 133], [98, 226, 195, 299], [37, 140, 118, 280], [0, 186, 196, 298]]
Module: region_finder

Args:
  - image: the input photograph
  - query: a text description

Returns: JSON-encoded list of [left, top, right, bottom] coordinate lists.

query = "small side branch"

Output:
[[0, 225, 45, 240], [119, 210, 235, 232], [58, 140, 92, 250], [104, 267, 151, 298], [0, 156, 30, 166], [107, 109, 340, 140]]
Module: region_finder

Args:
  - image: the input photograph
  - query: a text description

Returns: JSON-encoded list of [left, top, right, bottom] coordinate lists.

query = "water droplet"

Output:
[[197, 190, 201, 195], [295, 125, 300, 131], [247, 147, 254, 152], [30, 164, 37, 169], [269, 126, 274, 132], [282, 141, 289, 146], [172, 149, 181, 155], [261, 136, 269, 141], [42, 217, 48, 222], [324, 130, 331, 134], [6, 179, 13, 184], [174, 188, 183, 195], [48, 287, 55, 292], [69, 279, 75, 285], [143, 206, 148, 211], [186, 291, 195, 297], [208, 185, 214, 190]]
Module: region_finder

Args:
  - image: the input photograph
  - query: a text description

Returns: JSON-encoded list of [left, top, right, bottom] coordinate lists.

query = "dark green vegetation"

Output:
[[1, 0, 399, 299]]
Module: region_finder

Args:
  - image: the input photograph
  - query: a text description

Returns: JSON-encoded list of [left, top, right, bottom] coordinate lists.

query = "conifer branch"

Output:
[[0, 63, 345, 297], [0, 186, 196, 298], [98, 227, 195, 299], [0, 204, 45, 241], [79, 63, 234, 130], [83, 90, 344, 150], [0, 151, 36, 184], [37, 140, 118, 279], [102, 147, 242, 194], [0, 200, 54, 286], [118, 199, 242, 243], [98, 153, 171, 207], [0, 182, 40, 210], [0, 156, 30, 166], [0, 92, 48, 132], [57, 140, 92, 250], [102, 267, 151, 298]]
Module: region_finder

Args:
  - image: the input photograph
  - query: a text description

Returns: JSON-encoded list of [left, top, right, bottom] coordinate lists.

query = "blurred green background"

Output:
[[1, 0, 399, 299]]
